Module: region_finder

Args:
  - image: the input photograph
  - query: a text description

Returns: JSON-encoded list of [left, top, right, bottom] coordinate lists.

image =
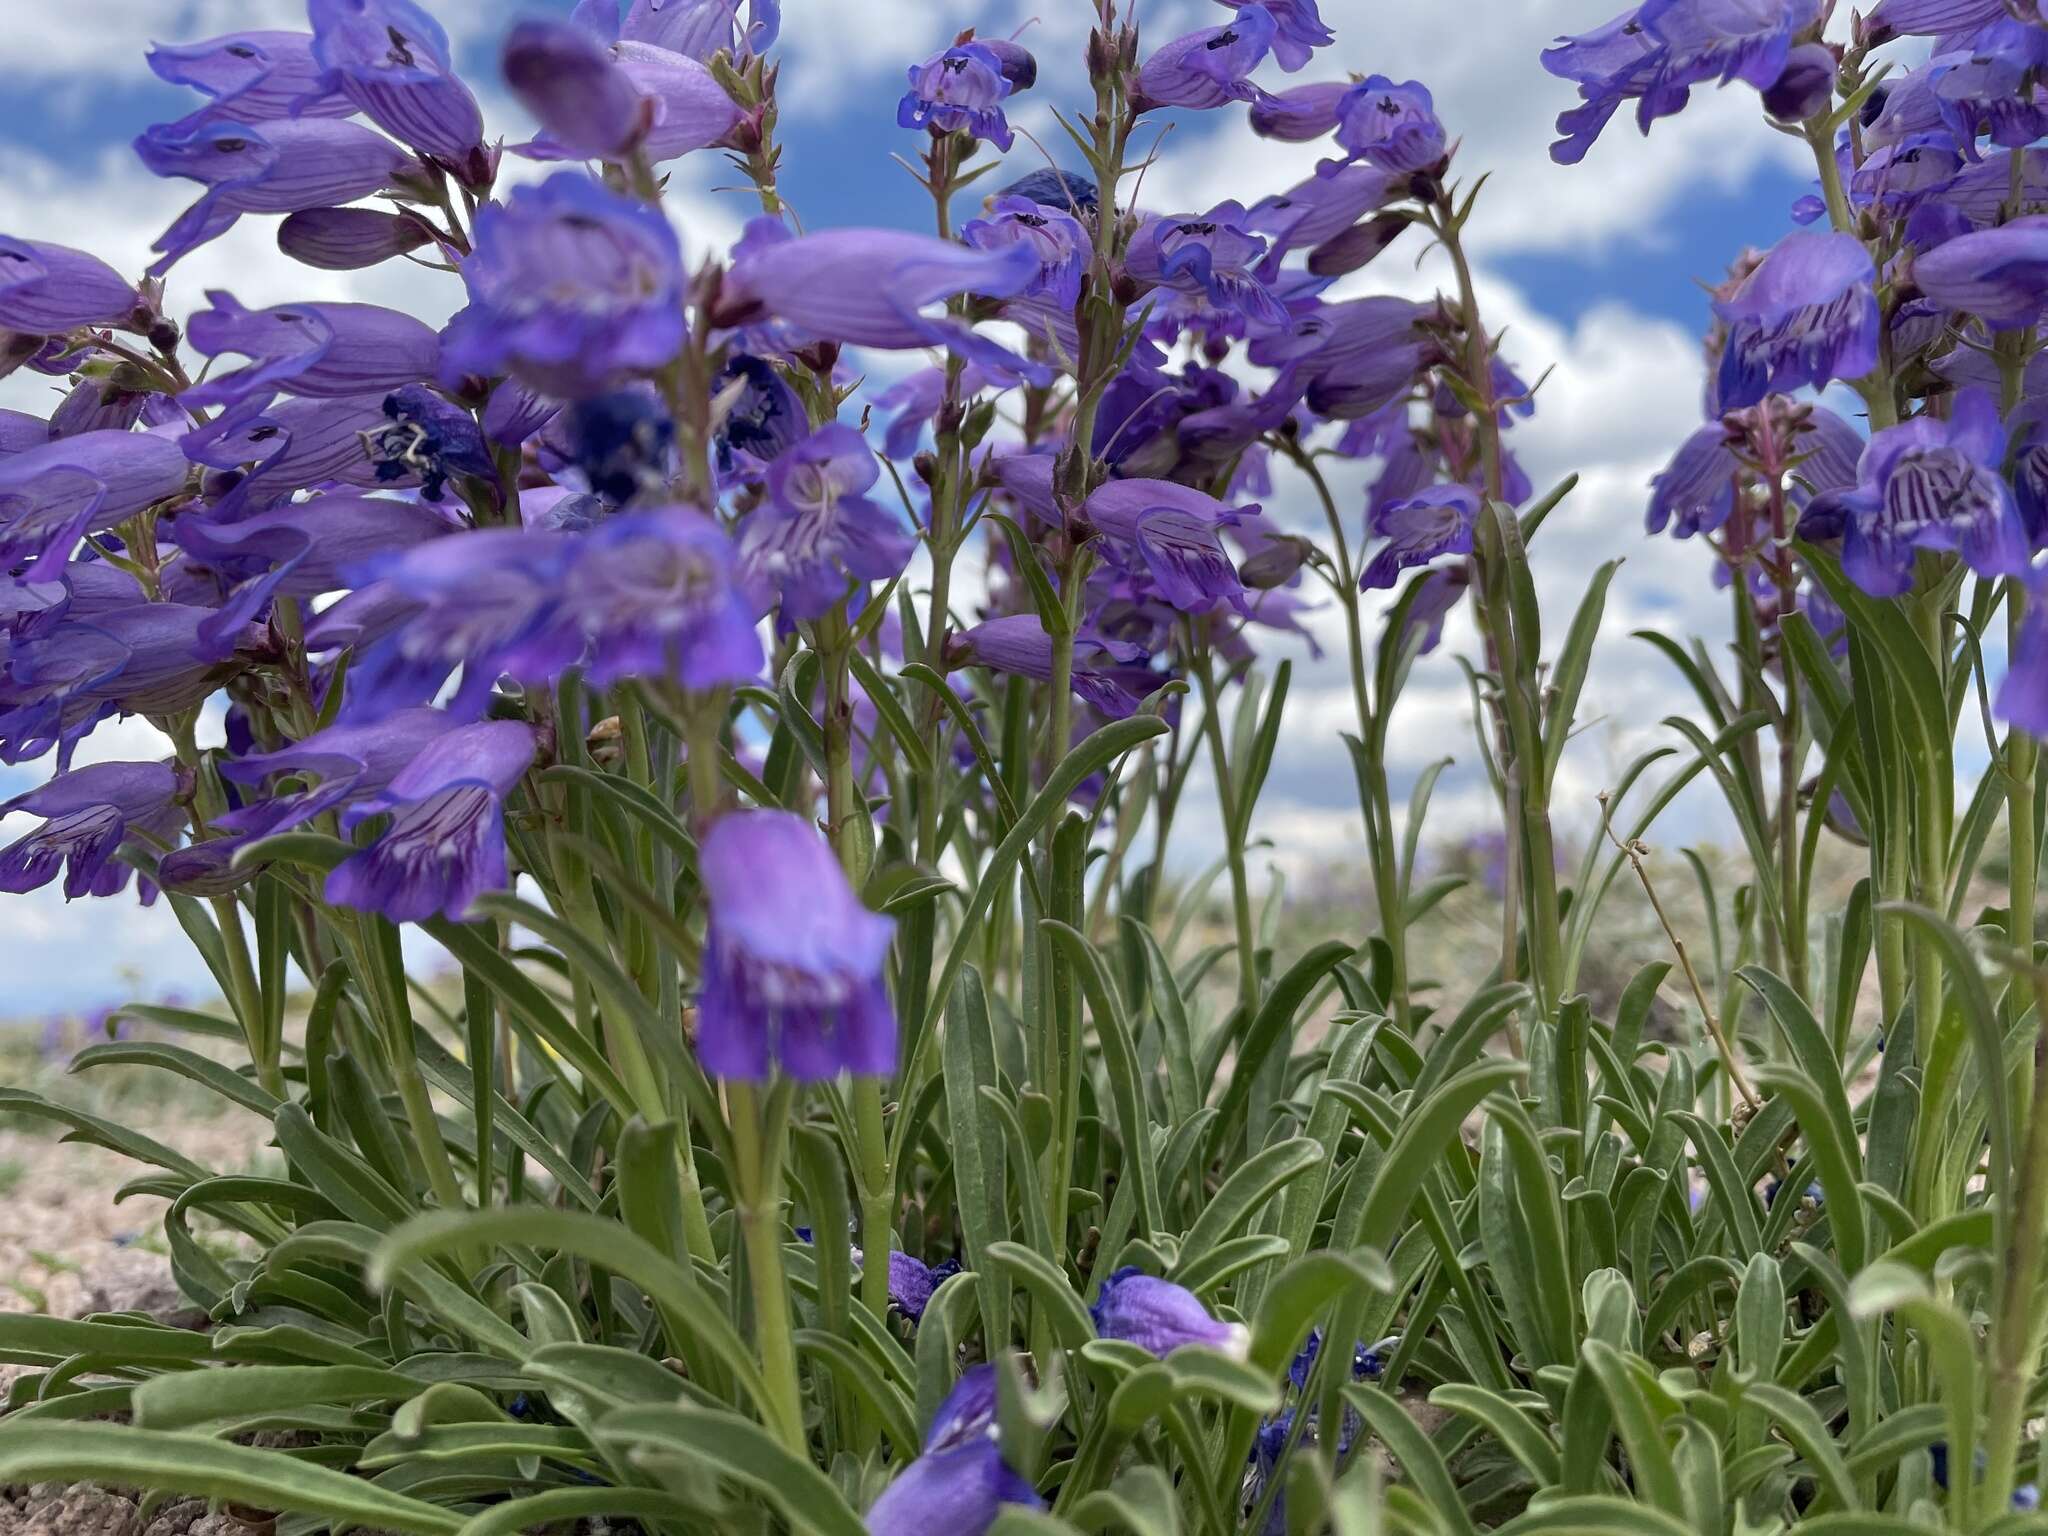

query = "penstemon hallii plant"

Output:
[[2, 0, 2048, 1532]]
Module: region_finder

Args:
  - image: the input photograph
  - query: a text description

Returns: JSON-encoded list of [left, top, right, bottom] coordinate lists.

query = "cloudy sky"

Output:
[[0, 0, 1832, 1015]]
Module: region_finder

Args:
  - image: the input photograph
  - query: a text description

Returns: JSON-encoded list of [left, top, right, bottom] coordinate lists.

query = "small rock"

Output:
[[14, 1482, 140, 1536]]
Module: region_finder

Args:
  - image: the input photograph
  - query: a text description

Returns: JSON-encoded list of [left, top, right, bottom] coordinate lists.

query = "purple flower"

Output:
[[1836, 389, 2028, 595], [1245, 164, 1406, 278], [947, 615, 1149, 718], [1398, 565, 1471, 655], [0, 239, 137, 334], [1913, 215, 2048, 330], [884, 1251, 939, 1320], [217, 705, 461, 835], [1330, 77, 1446, 174], [1263, 296, 1432, 421], [864, 1440, 1041, 1536], [277, 206, 435, 271], [1084, 479, 1250, 612], [695, 810, 895, 1082], [1866, 0, 2004, 39], [1126, 204, 1288, 327], [0, 761, 185, 899], [326, 719, 536, 922], [1639, 0, 1820, 109], [899, 43, 1016, 150], [870, 365, 997, 459], [185, 393, 409, 516], [503, 18, 649, 162], [1648, 423, 1739, 537], [718, 220, 1047, 382], [713, 354, 805, 478], [1216, 0, 1333, 72], [1091, 1267, 1250, 1358], [559, 506, 765, 687], [369, 385, 497, 501], [994, 168, 1098, 213], [307, 0, 490, 186], [1362, 483, 1479, 589], [1763, 42, 1836, 123], [147, 30, 353, 126], [960, 198, 1088, 309], [1541, 6, 1669, 164], [1250, 80, 1350, 140], [613, 0, 781, 60], [925, 1365, 999, 1452], [1133, 9, 1276, 112], [739, 423, 915, 622], [134, 117, 410, 273], [442, 174, 685, 400], [0, 428, 191, 566], [183, 293, 441, 411], [1713, 232, 1878, 410], [594, 43, 745, 163]]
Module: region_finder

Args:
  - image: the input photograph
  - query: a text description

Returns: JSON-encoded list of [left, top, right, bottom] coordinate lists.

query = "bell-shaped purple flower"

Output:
[[183, 292, 441, 411], [559, 506, 766, 687], [1362, 483, 1479, 589], [134, 117, 411, 273], [864, 1439, 1041, 1536], [1085, 479, 1250, 612], [1397, 565, 1471, 655], [695, 809, 896, 1082], [616, 0, 781, 60], [307, 0, 490, 186], [1330, 77, 1447, 174], [1246, 165, 1406, 278], [740, 423, 915, 622], [1914, 214, 2048, 330], [1837, 388, 2028, 594], [1763, 41, 1836, 122], [1541, 5, 1668, 165], [1639, 0, 1820, 109], [326, 719, 536, 923], [0, 239, 137, 334], [1866, 0, 2004, 40], [961, 198, 1088, 310], [1648, 422, 1739, 537], [925, 1365, 999, 1453], [713, 354, 805, 479], [277, 206, 435, 270], [442, 173, 686, 399], [1265, 296, 1433, 421], [718, 219, 1047, 382], [898, 43, 1016, 150], [217, 705, 461, 836], [947, 615, 1149, 719], [148, 30, 354, 126], [1997, 576, 2048, 733], [0, 428, 191, 566], [1250, 80, 1350, 140], [1133, 8, 1276, 112], [0, 760, 186, 900], [1126, 203, 1288, 328], [1216, 0, 1333, 72], [503, 18, 649, 162], [1713, 232, 1878, 410], [531, 42, 744, 165], [1092, 1267, 1251, 1358]]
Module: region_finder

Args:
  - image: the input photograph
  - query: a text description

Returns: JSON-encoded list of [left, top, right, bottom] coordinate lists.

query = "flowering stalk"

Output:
[[1283, 440, 1411, 1029], [1433, 191, 1565, 1015]]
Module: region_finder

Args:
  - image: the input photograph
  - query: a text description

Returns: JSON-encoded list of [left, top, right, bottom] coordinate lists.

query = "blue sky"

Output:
[[0, 0, 1835, 1015]]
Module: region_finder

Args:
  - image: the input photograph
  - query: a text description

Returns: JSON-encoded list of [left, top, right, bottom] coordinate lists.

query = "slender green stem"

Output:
[[727, 1080, 806, 1454], [1286, 441, 1411, 1029], [1981, 973, 2048, 1513], [1193, 641, 1258, 1013]]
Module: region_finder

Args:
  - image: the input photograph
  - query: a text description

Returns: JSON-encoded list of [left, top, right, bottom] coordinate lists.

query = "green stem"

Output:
[[1981, 974, 2048, 1514], [1288, 441, 1411, 1030], [1194, 642, 1258, 1013], [727, 1080, 806, 1454]]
